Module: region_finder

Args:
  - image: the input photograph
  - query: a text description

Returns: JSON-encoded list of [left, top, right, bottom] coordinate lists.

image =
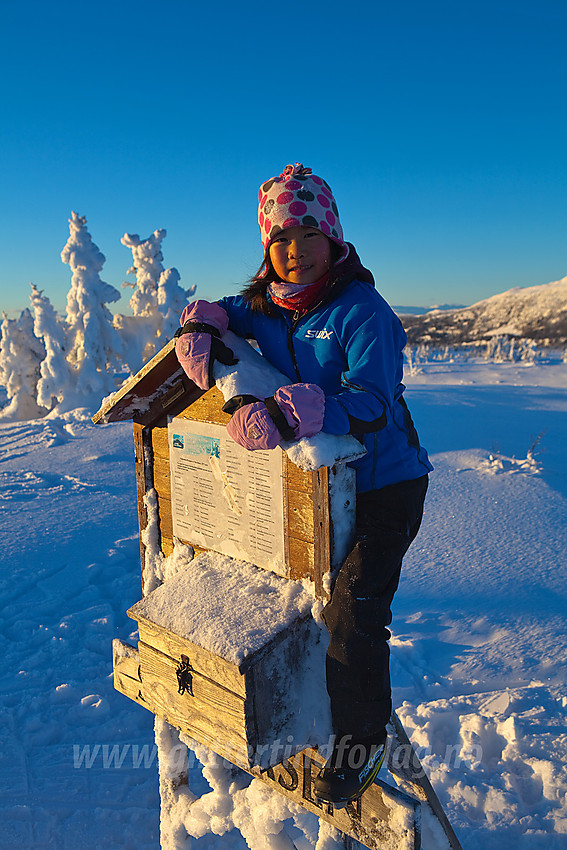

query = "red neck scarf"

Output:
[[268, 271, 331, 315]]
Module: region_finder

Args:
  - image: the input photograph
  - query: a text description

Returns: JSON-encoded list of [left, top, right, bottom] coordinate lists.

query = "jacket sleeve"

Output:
[[216, 295, 256, 339], [322, 302, 406, 436]]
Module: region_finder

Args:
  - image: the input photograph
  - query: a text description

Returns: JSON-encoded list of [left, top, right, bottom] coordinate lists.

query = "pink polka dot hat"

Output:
[[258, 163, 347, 257]]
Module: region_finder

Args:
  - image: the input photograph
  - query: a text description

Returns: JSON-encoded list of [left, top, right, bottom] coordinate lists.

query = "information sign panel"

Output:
[[168, 418, 286, 575]]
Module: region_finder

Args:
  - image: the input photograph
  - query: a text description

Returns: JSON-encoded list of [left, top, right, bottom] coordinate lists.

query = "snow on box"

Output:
[[128, 551, 314, 668], [126, 550, 329, 769]]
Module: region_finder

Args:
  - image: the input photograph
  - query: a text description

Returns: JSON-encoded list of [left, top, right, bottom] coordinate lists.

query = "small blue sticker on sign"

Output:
[[183, 435, 221, 459]]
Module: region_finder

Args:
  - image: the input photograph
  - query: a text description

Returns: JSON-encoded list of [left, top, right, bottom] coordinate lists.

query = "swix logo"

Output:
[[305, 327, 333, 340]]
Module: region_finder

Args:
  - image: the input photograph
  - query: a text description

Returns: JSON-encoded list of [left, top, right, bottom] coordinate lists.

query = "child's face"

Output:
[[268, 226, 332, 285]]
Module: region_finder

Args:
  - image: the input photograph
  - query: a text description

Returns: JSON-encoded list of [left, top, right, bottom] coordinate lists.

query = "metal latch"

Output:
[[161, 378, 186, 410], [176, 654, 193, 695]]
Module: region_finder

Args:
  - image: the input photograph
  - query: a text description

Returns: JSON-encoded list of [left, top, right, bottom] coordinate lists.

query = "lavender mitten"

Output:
[[274, 383, 325, 439], [226, 401, 282, 451], [174, 300, 237, 390], [224, 384, 325, 451]]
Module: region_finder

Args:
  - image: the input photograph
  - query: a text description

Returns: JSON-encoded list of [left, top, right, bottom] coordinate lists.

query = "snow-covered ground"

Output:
[[1, 356, 566, 849]]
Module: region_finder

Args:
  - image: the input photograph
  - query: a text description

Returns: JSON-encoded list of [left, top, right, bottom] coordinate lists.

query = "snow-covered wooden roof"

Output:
[[92, 338, 201, 425]]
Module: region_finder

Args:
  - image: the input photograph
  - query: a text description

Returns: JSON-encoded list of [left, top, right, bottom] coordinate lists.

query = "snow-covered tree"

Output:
[[62, 212, 122, 402], [122, 228, 165, 319], [158, 266, 197, 341], [29, 283, 73, 412], [117, 228, 196, 370], [0, 308, 47, 420]]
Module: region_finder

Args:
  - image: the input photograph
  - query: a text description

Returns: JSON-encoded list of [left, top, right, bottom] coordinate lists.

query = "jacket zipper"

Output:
[[287, 310, 303, 382], [284, 284, 340, 384]]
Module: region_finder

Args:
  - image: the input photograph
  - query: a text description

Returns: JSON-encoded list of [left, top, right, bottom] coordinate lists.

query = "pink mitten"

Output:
[[224, 384, 325, 451], [174, 300, 237, 390], [273, 383, 325, 439], [226, 401, 282, 451]]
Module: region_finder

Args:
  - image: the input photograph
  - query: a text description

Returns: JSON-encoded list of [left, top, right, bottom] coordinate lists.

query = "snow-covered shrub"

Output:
[[61, 212, 123, 406], [0, 309, 47, 421], [483, 335, 540, 364], [29, 284, 72, 412], [404, 345, 423, 376]]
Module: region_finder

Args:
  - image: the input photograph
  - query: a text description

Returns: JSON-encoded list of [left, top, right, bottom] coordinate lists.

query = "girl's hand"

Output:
[[223, 383, 325, 451], [174, 300, 238, 390]]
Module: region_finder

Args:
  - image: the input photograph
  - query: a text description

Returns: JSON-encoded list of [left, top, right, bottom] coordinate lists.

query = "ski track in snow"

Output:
[[0, 362, 566, 848]]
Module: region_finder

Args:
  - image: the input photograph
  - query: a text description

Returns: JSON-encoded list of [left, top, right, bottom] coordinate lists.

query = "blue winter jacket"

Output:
[[218, 253, 432, 493]]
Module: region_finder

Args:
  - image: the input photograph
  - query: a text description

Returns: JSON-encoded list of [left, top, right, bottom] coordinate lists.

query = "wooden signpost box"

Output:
[[94, 335, 462, 850]]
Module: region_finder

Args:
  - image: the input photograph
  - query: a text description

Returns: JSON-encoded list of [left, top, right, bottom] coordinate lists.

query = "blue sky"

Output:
[[1, 0, 565, 318]]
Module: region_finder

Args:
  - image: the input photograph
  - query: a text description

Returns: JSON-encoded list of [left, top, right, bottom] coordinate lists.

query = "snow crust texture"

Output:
[[1, 356, 567, 848], [131, 551, 315, 667]]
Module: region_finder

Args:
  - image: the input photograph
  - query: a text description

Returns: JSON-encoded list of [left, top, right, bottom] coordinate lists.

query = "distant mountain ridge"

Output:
[[393, 304, 467, 315], [401, 276, 567, 346]]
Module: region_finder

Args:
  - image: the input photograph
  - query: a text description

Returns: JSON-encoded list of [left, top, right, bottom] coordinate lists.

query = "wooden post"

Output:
[[97, 338, 461, 850]]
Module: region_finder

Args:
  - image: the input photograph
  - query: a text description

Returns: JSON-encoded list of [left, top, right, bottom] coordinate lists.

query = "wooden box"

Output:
[[125, 551, 323, 769], [93, 335, 364, 597]]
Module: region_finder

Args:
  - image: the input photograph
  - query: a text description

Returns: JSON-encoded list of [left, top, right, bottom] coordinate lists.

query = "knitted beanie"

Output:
[[258, 163, 346, 254]]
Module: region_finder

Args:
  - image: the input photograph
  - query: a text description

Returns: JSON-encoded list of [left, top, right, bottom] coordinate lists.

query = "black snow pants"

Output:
[[321, 474, 429, 742]]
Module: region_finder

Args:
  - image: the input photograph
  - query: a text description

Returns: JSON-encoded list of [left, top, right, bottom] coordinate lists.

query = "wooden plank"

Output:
[[139, 640, 248, 736], [152, 447, 174, 545], [152, 423, 170, 460], [153, 455, 172, 502], [285, 453, 316, 582], [92, 338, 204, 425], [175, 386, 232, 426], [113, 640, 141, 681], [247, 616, 319, 748], [153, 453, 171, 494], [134, 618, 248, 699], [288, 537, 315, 581], [287, 489, 315, 542], [161, 536, 175, 558], [282, 454, 291, 578], [284, 456, 314, 494], [113, 641, 147, 709], [133, 422, 155, 585], [157, 493, 173, 545], [250, 749, 420, 850], [313, 468, 332, 599], [92, 339, 176, 423]]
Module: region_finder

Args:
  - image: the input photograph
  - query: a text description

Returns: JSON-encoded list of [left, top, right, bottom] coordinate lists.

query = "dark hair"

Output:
[[241, 237, 344, 316]]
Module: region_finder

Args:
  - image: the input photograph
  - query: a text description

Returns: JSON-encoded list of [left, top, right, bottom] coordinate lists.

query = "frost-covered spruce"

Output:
[[0, 308, 47, 421], [61, 212, 122, 402], [122, 228, 166, 319], [29, 284, 72, 412], [118, 229, 166, 366], [118, 229, 196, 368], [158, 267, 197, 342]]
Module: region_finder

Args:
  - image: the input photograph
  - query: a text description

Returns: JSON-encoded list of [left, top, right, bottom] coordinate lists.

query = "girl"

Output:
[[174, 163, 432, 804]]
